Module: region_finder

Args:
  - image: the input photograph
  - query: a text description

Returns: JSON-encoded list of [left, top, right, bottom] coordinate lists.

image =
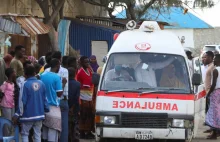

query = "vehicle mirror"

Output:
[[92, 73, 100, 86], [192, 73, 201, 86]]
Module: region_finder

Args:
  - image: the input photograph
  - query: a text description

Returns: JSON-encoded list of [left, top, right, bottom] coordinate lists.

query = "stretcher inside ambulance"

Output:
[[94, 21, 206, 142]]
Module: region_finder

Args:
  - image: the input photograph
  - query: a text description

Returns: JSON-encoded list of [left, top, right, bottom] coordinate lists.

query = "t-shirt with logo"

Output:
[[40, 72, 63, 106]]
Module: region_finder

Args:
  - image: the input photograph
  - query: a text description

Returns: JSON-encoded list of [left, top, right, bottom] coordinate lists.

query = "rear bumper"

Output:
[[96, 127, 186, 139]]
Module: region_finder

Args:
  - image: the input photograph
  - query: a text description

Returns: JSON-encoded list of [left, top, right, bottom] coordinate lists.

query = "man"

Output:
[[12, 65, 49, 142], [105, 65, 133, 81], [205, 54, 220, 139], [41, 59, 64, 142], [76, 56, 94, 139], [10, 45, 25, 77], [44, 51, 69, 142], [67, 56, 77, 69], [201, 53, 209, 82], [135, 54, 174, 87], [203, 51, 215, 133], [204, 51, 215, 93], [185, 50, 193, 76], [68, 67, 80, 142], [62, 56, 69, 69]]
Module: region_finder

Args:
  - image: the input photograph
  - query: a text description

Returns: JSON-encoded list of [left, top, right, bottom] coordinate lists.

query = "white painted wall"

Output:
[[164, 29, 195, 48]]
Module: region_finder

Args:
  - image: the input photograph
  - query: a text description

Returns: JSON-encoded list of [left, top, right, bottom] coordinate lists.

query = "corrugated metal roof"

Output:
[[0, 17, 22, 34], [116, 7, 213, 29], [69, 19, 119, 57], [15, 17, 50, 36]]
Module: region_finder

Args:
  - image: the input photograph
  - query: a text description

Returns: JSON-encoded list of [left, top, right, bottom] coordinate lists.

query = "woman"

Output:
[[205, 54, 220, 139], [76, 56, 94, 139], [160, 64, 185, 88], [90, 55, 99, 73], [3, 54, 13, 68], [28, 56, 37, 64]]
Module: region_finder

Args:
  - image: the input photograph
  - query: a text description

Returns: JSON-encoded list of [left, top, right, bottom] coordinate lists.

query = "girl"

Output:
[[0, 68, 16, 135]]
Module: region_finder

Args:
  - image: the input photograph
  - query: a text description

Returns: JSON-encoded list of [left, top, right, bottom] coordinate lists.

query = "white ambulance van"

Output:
[[93, 21, 206, 142]]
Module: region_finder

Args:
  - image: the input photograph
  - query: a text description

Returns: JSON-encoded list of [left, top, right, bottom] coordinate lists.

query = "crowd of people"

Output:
[[0, 45, 101, 142], [201, 51, 220, 139]]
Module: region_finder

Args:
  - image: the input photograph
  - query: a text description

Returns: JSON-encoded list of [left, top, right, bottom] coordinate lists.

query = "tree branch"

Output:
[[45, 0, 66, 25], [35, 0, 50, 21], [136, 0, 157, 20]]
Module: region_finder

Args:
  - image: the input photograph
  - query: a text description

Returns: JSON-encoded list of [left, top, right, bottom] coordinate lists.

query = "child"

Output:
[[0, 68, 16, 135], [12, 65, 49, 142], [68, 67, 80, 142]]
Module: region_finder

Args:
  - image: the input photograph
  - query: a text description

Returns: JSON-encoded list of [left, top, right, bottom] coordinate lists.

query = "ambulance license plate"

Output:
[[135, 131, 153, 140]]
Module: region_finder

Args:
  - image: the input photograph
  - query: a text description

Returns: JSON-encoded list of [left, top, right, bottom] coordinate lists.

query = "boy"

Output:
[[41, 59, 64, 142], [12, 65, 49, 142], [68, 67, 80, 142]]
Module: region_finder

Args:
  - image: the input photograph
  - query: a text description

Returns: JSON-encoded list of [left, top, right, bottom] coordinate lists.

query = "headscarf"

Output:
[[3, 54, 13, 68], [90, 55, 99, 73], [28, 56, 37, 64], [160, 64, 185, 88], [38, 56, 46, 66]]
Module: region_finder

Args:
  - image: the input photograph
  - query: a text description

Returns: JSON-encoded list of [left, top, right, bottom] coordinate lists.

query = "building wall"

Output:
[[69, 20, 119, 57], [164, 29, 194, 48], [0, 0, 106, 18], [193, 27, 220, 50]]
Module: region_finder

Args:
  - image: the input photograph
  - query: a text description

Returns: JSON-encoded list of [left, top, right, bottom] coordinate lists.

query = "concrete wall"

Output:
[[193, 27, 220, 50], [0, 0, 106, 18], [164, 29, 194, 48]]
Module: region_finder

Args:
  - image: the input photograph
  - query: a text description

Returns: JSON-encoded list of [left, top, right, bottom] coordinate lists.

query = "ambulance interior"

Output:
[[101, 53, 191, 94]]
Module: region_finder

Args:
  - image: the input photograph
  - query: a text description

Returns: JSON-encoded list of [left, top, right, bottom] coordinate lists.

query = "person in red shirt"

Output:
[[76, 56, 94, 139]]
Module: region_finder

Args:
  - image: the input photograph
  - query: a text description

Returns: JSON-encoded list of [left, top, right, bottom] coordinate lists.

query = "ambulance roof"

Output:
[[108, 29, 186, 57]]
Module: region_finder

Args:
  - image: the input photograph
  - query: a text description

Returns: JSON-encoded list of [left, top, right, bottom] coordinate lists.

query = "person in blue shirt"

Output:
[[40, 58, 64, 142], [68, 67, 80, 142], [12, 65, 49, 142]]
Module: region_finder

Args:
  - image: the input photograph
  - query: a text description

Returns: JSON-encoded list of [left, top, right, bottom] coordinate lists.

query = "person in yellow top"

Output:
[[39, 52, 53, 75], [160, 64, 185, 88]]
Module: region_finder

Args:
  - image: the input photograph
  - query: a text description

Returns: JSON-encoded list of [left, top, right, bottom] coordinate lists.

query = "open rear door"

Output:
[[192, 57, 206, 138]]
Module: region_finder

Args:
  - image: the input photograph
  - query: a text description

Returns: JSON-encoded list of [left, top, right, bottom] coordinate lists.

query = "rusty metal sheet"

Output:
[[16, 16, 50, 36]]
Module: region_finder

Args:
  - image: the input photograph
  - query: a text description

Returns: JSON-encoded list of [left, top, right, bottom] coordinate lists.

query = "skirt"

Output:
[[205, 89, 220, 129], [79, 100, 94, 132], [43, 106, 62, 132]]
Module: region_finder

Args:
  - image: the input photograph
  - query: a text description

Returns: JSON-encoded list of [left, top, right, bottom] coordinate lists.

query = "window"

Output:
[[101, 53, 191, 94], [204, 46, 216, 51]]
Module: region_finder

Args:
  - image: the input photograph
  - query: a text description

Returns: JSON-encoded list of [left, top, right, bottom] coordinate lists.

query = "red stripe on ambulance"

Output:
[[97, 91, 195, 100]]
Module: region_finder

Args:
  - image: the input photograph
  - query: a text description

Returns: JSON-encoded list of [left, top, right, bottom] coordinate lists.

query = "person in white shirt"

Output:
[[201, 53, 209, 82], [105, 65, 133, 81], [135, 54, 174, 87]]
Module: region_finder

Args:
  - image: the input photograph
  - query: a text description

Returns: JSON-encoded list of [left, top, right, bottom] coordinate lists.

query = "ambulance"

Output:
[[93, 21, 206, 142]]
